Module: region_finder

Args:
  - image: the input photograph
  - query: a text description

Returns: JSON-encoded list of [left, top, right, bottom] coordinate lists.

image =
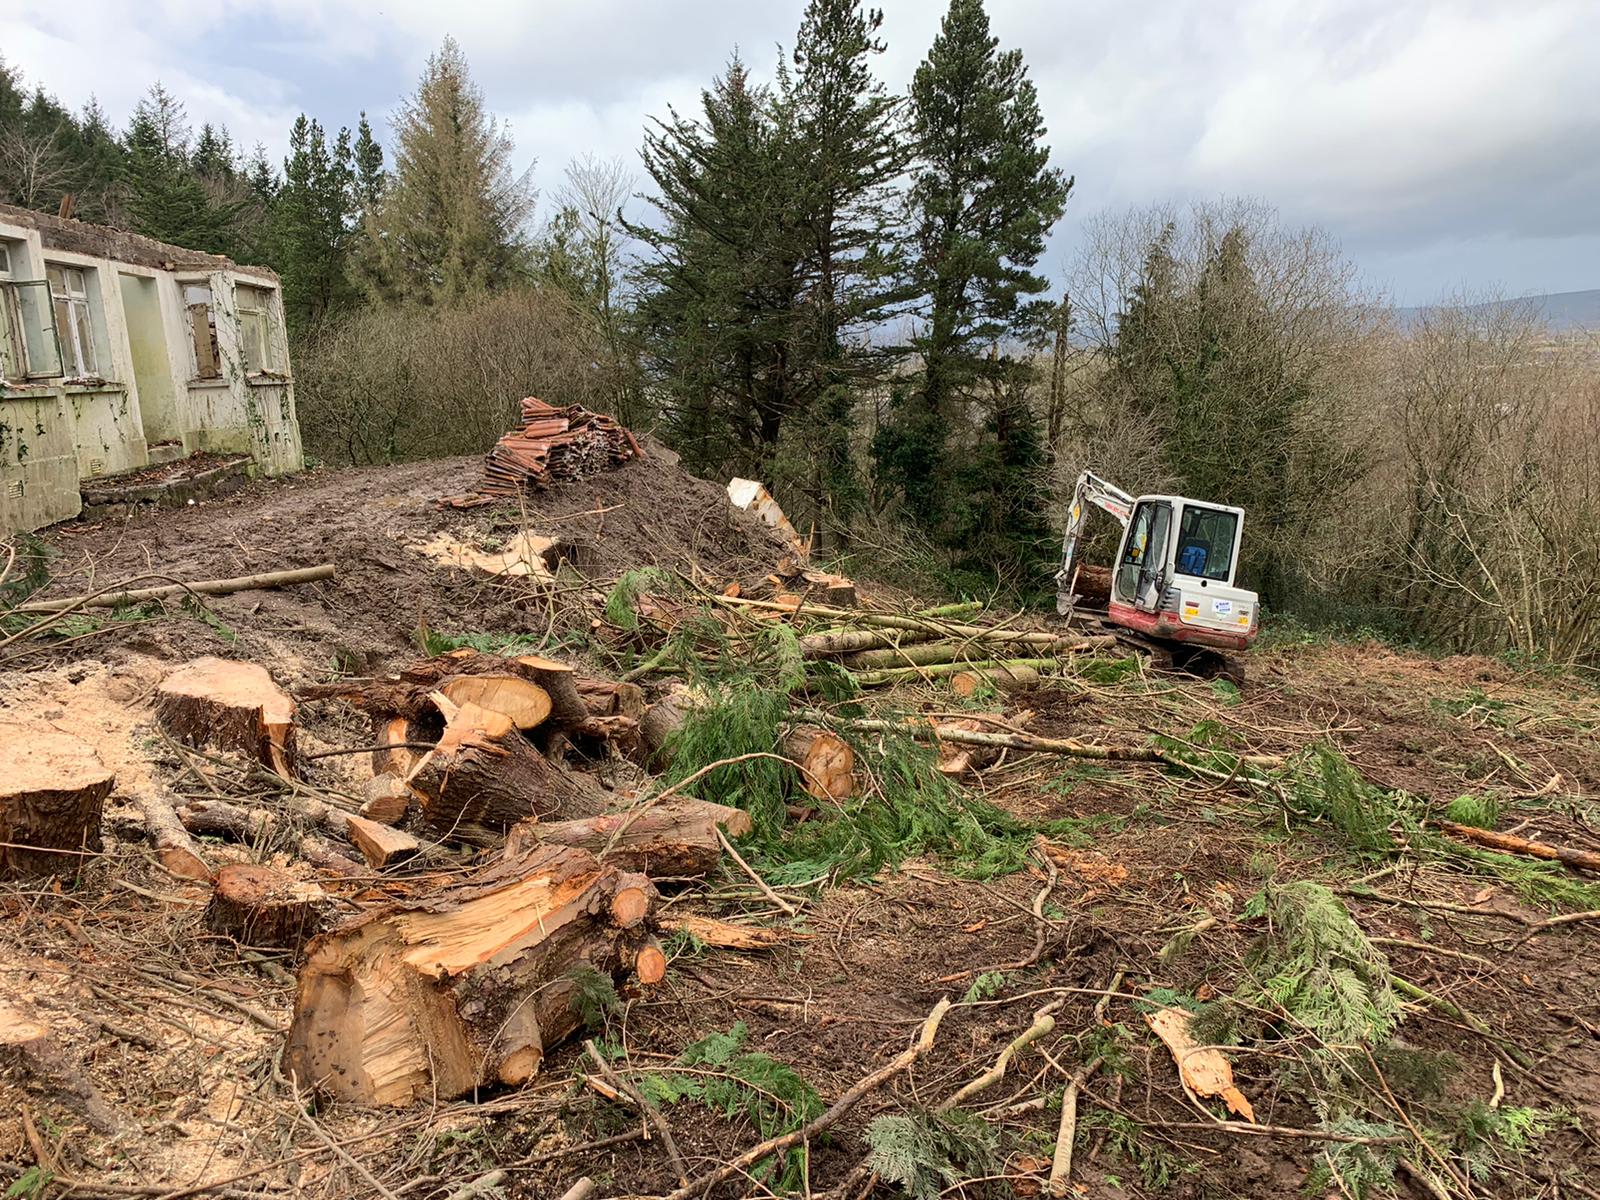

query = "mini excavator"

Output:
[[1055, 470, 1258, 677]]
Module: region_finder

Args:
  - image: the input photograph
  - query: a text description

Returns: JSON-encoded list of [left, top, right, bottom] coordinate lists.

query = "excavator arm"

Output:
[[1055, 470, 1135, 615]]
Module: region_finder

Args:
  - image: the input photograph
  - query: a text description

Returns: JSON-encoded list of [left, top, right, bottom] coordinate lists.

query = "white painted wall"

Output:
[[0, 217, 303, 533]]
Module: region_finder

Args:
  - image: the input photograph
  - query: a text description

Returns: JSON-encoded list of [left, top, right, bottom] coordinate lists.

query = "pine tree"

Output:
[[632, 54, 807, 477], [272, 114, 357, 332], [781, 0, 911, 531], [122, 83, 235, 254], [876, 0, 1070, 531], [351, 113, 385, 223], [73, 98, 126, 223], [357, 38, 534, 305]]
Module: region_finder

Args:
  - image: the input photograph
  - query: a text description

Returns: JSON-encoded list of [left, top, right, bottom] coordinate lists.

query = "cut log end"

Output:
[[205, 863, 327, 951], [611, 884, 652, 928], [634, 941, 667, 985], [437, 674, 552, 731]]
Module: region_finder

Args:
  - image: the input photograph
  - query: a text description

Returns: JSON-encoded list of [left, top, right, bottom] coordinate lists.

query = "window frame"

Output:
[[183, 281, 223, 381], [46, 263, 102, 380], [0, 278, 65, 382], [234, 283, 280, 377], [1173, 503, 1240, 585]]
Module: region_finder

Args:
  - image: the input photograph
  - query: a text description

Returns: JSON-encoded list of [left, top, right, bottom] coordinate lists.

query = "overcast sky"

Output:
[[3, 0, 1596, 305]]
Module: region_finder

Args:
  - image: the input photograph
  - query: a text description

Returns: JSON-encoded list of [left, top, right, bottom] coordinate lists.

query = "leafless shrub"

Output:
[[294, 288, 609, 465]]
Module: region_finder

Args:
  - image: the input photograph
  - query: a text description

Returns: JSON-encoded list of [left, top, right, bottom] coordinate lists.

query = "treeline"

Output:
[[4, 5, 1597, 664]]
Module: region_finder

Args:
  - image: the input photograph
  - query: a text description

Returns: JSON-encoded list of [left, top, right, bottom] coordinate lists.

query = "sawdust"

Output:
[[408, 529, 561, 580]]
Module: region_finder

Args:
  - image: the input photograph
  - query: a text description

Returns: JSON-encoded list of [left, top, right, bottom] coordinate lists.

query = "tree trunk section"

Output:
[[0, 730, 111, 878], [951, 665, 1042, 698], [156, 657, 297, 776], [138, 793, 212, 881], [286, 843, 660, 1107], [504, 797, 753, 877], [407, 695, 611, 837], [205, 863, 328, 951], [1, 1004, 122, 1133], [785, 728, 857, 801]]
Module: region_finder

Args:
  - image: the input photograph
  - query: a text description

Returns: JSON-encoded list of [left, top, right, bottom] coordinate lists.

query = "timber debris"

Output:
[[481, 398, 643, 496]]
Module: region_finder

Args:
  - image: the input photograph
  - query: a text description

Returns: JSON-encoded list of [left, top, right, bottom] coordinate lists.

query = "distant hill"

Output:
[[1398, 289, 1600, 333]]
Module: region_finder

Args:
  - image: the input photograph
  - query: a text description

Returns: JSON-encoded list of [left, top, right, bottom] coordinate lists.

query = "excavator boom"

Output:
[[1055, 470, 1134, 614]]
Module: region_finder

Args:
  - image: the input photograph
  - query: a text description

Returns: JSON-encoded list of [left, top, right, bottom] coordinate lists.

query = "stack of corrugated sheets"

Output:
[[481, 398, 643, 496]]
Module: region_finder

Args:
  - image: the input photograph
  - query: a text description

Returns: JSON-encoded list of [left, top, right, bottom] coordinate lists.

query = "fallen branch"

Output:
[[1511, 908, 1600, 948], [584, 1040, 688, 1187], [1436, 819, 1600, 873], [849, 657, 1081, 688], [663, 996, 952, 1200], [804, 714, 1283, 773], [1049, 970, 1125, 1197], [717, 825, 797, 916], [15, 563, 336, 613], [939, 1008, 1055, 1111]]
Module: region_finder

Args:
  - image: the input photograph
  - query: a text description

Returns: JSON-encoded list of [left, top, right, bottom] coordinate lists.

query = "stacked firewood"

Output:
[[121, 649, 756, 1108], [481, 397, 643, 495]]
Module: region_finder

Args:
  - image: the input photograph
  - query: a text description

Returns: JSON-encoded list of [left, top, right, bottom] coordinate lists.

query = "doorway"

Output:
[[119, 273, 181, 447]]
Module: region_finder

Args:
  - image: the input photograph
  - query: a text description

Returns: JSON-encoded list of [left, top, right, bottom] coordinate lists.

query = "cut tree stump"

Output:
[[505, 797, 754, 877], [0, 730, 112, 877], [205, 863, 328, 951], [286, 843, 661, 1106], [406, 694, 611, 836], [1, 1004, 122, 1133], [138, 793, 212, 881], [157, 657, 297, 776]]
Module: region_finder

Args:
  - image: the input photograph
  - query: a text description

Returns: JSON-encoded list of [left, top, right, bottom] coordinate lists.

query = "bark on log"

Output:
[[842, 641, 1020, 670], [205, 863, 328, 951], [504, 797, 754, 877], [1437, 819, 1600, 873], [577, 678, 646, 720], [138, 793, 212, 881], [14, 563, 336, 613], [951, 665, 1043, 697], [176, 798, 367, 877], [157, 657, 297, 776], [638, 693, 691, 771], [511, 655, 588, 726], [0, 730, 111, 877], [0, 1004, 122, 1133], [799, 628, 934, 659], [850, 657, 1070, 687], [286, 843, 661, 1107], [407, 695, 611, 836]]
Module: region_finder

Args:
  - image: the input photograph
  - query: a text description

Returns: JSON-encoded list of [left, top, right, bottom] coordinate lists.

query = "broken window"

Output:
[[235, 284, 278, 376], [0, 240, 65, 381], [46, 264, 100, 379], [185, 283, 221, 380]]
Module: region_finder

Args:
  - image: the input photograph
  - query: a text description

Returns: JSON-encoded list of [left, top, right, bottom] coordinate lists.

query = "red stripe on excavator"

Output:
[[1108, 601, 1254, 651]]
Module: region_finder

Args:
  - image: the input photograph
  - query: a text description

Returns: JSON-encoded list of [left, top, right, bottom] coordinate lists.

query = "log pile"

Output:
[[482, 398, 643, 496], [712, 594, 1119, 691]]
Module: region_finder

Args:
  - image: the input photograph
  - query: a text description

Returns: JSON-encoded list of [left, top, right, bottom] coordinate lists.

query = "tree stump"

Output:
[[406, 695, 611, 836], [1, 1004, 122, 1133], [205, 863, 328, 951], [286, 843, 661, 1107], [505, 797, 754, 877], [156, 657, 297, 776], [0, 730, 111, 877], [436, 674, 552, 730]]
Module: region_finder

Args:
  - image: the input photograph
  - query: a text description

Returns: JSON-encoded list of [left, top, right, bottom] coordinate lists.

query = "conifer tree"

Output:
[[122, 84, 236, 254], [633, 55, 807, 476], [875, 0, 1069, 531], [781, 0, 910, 529], [358, 39, 534, 305], [273, 115, 357, 331], [351, 113, 385, 223]]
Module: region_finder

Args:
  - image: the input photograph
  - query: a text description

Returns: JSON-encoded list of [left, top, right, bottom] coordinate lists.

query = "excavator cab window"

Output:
[[1174, 504, 1238, 584], [1116, 500, 1171, 604]]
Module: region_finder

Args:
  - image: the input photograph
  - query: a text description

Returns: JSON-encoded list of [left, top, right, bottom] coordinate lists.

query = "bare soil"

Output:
[[3, 454, 1598, 1200]]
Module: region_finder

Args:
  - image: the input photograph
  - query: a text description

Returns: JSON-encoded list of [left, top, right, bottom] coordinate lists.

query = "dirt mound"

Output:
[[20, 438, 789, 675]]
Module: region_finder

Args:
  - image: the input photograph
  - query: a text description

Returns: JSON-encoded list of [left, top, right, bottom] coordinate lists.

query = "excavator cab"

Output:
[[1057, 472, 1258, 654]]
